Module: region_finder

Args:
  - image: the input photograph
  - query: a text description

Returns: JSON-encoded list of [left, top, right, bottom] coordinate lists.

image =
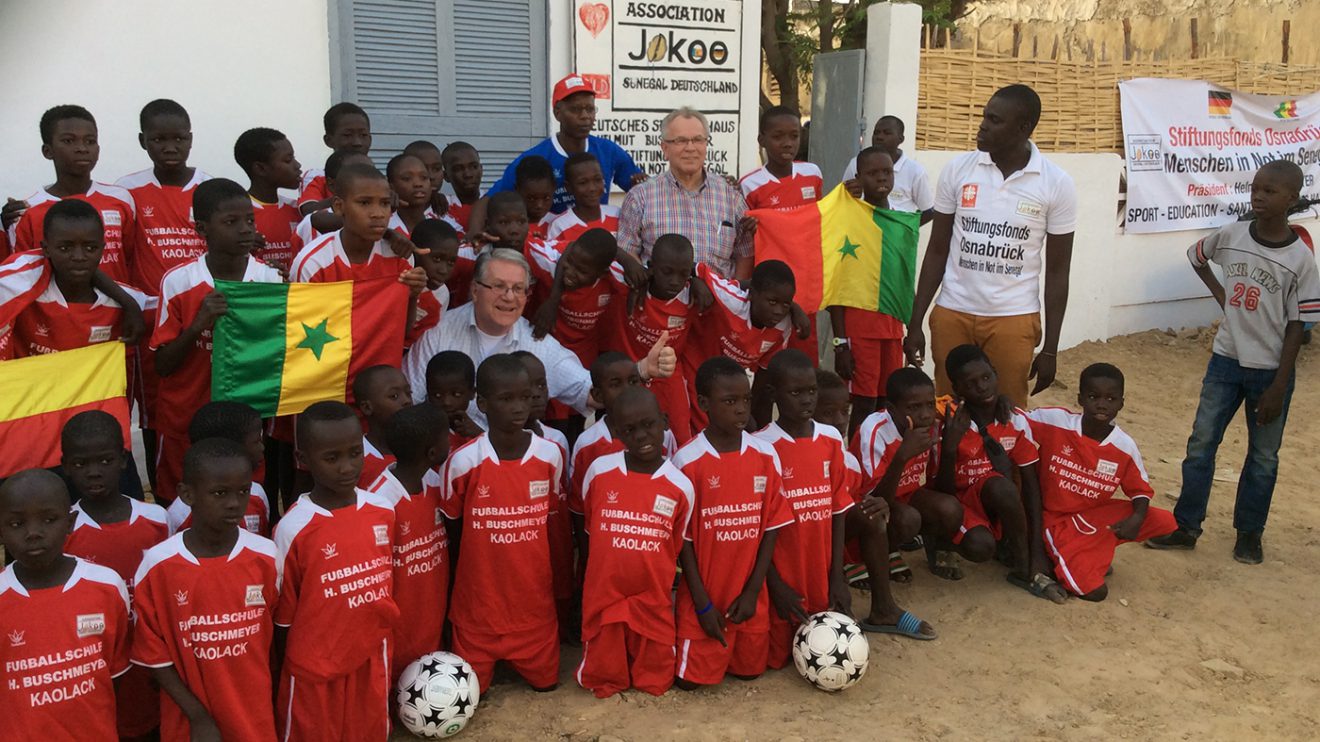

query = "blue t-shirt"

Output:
[[489, 134, 642, 214]]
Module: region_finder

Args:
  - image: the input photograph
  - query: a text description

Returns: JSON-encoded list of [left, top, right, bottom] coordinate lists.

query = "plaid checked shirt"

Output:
[[617, 169, 752, 278]]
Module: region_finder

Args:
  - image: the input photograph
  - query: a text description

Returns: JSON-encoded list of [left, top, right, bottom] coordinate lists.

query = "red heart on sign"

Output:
[[579, 2, 609, 38]]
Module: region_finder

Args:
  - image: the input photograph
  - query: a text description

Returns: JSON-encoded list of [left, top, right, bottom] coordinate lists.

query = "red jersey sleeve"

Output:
[[439, 458, 467, 521], [273, 536, 303, 628], [106, 577, 132, 677], [827, 436, 854, 514], [129, 564, 173, 668], [1008, 411, 1040, 467], [1116, 435, 1155, 500]]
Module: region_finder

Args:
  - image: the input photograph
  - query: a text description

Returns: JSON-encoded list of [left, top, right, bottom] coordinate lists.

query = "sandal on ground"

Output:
[[1007, 572, 1068, 604], [860, 611, 937, 640], [844, 562, 870, 590], [926, 547, 964, 581], [889, 552, 913, 583], [899, 535, 924, 552]]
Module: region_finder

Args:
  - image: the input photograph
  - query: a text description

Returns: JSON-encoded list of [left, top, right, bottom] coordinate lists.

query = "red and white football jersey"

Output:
[[545, 204, 621, 243], [951, 408, 1040, 491], [1027, 407, 1154, 513], [529, 212, 554, 241], [410, 284, 450, 340], [359, 437, 396, 490], [752, 422, 853, 609], [447, 202, 474, 233], [165, 481, 272, 536], [150, 256, 284, 436], [387, 208, 463, 239], [5, 271, 145, 359], [526, 240, 615, 366], [0, 559, 131, 742], [854, 410, 940, 503], [444, 243, 482, 307], [440, 434, 563, 635], [602, 262, 695, 360], [9, 183, 136, 285], [577, 453, 693, 643], [115, 169, 210, 295], [290, 211, 320, 256], [681, 263, 791, 372], [370, 468, 449, 666], [297, 169, 327, 207], [65, 496, 169, 597], [291, 230, 413, 283], [251, 194, 302, 268], [670, 431, 794, 637], [569, 415, 678, 509], [131, 530, 279, 742], [273, 489, 398, 680], [842, 450, 863, 502], [739, 162, 824, 210]]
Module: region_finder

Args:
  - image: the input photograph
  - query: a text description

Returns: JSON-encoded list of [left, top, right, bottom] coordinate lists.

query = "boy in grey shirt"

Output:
[[1148, 160, 1320, 563]]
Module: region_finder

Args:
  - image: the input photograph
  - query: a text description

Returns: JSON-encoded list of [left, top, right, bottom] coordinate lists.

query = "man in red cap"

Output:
[[469, 74, 647, 234]]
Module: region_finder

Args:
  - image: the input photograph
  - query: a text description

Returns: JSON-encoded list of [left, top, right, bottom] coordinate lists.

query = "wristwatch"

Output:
[[832, 337, 850, 349]]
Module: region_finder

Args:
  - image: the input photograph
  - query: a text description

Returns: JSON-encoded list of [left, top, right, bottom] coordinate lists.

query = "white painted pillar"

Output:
[[863, 3, 923, 136]]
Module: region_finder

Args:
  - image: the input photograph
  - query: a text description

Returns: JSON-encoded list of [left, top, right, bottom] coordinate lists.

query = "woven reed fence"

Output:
[[917, 31, 1320, 154]]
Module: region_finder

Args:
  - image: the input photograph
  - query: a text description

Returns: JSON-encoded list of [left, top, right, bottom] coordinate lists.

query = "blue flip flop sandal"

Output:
[[860, 611, 937, 640]]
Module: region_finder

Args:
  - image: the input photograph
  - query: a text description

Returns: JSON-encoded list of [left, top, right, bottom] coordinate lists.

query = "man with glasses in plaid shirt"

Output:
[[618, 107, 755, 281], [403, 248, 677, 426]]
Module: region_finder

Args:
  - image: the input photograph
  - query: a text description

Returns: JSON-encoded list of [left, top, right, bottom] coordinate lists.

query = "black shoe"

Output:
[[899, 535, 924, 552], [1145, 528, 1198, 550], [1233, 531, 1263, 564]]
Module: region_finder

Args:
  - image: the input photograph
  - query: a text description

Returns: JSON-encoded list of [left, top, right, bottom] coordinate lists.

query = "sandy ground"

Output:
[[392, 329, 1320, 742]]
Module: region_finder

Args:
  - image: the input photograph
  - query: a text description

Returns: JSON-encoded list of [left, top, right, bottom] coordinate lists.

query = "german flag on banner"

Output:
[[0, 343, 129, 477], [211, 278, 408, 417], [1208, 90, 1233, 117], [1274, 100, 1299, 119]]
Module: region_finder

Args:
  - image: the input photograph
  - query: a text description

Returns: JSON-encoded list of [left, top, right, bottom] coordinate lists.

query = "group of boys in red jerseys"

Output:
[[0, 90, 1174, 741]]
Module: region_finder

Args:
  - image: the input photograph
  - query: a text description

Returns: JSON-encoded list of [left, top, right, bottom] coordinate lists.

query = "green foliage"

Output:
[[780, 0, 960, 79]]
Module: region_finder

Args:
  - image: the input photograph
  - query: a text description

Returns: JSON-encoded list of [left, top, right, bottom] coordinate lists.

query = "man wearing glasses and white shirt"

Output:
[[404, 248, 676, 424], [617, 107, 755, 280]]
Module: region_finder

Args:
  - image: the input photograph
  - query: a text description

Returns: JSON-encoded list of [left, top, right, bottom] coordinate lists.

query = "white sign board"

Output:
[[573, 0, 747, 176], [1120, 77, 1320, 233]]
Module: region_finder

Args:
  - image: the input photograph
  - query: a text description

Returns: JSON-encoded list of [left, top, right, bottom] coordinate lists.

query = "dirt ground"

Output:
[[394, 329, 1319, 742]]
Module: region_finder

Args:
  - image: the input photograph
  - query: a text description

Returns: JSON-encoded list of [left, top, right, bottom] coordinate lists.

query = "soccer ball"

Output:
[[791, 612, 869, 692], [396, 651, 480, 738]]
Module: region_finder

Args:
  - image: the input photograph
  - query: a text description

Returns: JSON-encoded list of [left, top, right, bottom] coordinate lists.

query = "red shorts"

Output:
[[117, 663, 160, 737], [676, 628, 768, 685], [576, 622, 675, 698], [278, 641, 390, 742], [450, 622, 559, 691], [768, 615, 804, 670], [848, 337, 905, 398], [953, 474, 1004, 544], [1044, 500, 1177, 596], [155, 431, 189, 504]]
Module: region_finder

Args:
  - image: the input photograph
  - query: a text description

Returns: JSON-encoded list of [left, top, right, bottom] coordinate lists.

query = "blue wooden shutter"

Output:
[[330, 0, 547, 187]]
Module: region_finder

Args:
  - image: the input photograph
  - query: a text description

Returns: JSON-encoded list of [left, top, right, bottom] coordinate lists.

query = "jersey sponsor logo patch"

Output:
[[321, 543, 338, 559], [782, 467, 794, 479], [801, 186, 817, 199], [245, 584, 266, 607], [529, 480, 550, 499], [653, 495, 677, 518], [141, 205, 156, 218], [174, 590, 189, 606], [434, 508, 443, 526], [707, 475, 720, 489], [88, 326, 112, 343], [1016, 200, 1043, 218], [759, 340, 775, 353], [1095, 459, 1119, 477], [8, 629, 26, 647], [667, 314, 685, 328], [999, 437, 1016, 451], [100, 210, 122, 226], [960, 184, 979, 208], [607, 490, 620, 504], [373, 524, 390, 545], [477, 484, 492, 499], [753, 475, 768, 493], [244, 514, 261, 532], [823, 460, 831, 478], [76, 613, 106, 638], [597, 294, 612, 307]]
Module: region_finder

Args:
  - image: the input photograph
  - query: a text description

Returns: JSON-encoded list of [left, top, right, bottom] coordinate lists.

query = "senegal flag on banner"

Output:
[[211, 278, 408, 417], [751, 184, 920, 321], [0, 343, 129, 477]]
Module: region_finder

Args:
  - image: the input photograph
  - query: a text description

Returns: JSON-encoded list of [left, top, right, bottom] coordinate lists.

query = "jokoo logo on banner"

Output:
[[1126, 135, 1163, 172]]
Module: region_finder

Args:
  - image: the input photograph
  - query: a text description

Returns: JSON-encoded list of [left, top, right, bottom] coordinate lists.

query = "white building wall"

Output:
[[0, 0, 333, 198]]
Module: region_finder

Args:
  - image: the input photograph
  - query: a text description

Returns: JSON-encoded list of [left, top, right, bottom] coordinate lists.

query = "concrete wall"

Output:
[[0, 0, 333, 198]]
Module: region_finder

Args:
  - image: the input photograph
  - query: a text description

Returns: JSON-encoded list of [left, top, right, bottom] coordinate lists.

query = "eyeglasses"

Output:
[[474, 280, 528, 297], [663, 136, 711, 148], [560, 104, 597, 116]]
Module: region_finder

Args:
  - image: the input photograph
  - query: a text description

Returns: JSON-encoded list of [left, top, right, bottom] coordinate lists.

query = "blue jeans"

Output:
[[1175, 354, 1294, 536]]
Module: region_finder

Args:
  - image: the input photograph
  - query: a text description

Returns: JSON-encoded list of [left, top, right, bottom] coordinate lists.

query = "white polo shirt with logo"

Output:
[[932, 143, 1077, 316], [842, 152, 935, 214]]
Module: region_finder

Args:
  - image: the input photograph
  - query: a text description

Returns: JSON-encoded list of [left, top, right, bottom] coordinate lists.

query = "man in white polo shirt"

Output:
[[905, 85, 1077, 407], [842, 115, 935, 222]]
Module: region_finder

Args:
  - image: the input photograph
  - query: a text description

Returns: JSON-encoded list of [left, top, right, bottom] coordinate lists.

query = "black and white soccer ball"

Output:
[[791, 611, 869, 692], [396, 651, 480, 738]]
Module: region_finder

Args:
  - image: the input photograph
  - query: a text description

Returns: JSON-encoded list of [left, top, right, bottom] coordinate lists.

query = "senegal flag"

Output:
[[211, 278, 408, 417], [0, 343, 129, 477], [751, 184, 920, 322]]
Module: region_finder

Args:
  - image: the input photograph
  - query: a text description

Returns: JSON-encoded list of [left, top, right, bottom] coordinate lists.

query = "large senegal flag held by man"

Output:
[[751, 184, 920, 321], [211, 278, 408, 416], [0, 343, 129, 477]]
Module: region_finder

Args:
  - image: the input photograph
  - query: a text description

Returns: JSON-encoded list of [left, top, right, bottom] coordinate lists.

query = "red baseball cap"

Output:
[[552, 74, 595, 105]]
